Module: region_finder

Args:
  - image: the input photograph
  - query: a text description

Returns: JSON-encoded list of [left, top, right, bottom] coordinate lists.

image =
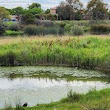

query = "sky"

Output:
[[0, 0, 109, 10]]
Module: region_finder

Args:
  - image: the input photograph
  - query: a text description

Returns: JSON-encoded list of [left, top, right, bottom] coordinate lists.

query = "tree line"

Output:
[[0, 0, 110, 22]]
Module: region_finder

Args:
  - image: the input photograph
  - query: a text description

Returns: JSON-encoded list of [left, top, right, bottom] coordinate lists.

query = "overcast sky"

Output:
[[0, 0, 109, 9]]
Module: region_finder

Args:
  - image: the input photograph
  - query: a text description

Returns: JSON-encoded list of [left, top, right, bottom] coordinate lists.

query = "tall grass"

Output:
[[0, 36, 110, 72]]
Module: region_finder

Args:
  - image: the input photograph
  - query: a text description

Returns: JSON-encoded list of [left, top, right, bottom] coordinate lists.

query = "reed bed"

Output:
[[0, 35, 110, 72]]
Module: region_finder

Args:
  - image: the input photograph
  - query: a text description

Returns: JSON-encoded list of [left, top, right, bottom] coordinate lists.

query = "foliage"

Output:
[[0, 7, 10, 20], [20, 13, 35, 24], [57, 0, 83, 20], [8, 24, 20, 31], [0, 36, 110, 72], [61, 90, 81, 103], [71, 25, 84, 35], [11, 6, 24, 16], [27, 8, 43, 15], [36, 14, 57, 20], [4, 30, 23, 36], [4, 21, 18, 26], [28, 3, 41, 9], [24, 25, 64, 36], [45, 9, 50, 14], [86, 0, 109, 20], [90, 24, 110, 34], [0, 21, 6, 35]]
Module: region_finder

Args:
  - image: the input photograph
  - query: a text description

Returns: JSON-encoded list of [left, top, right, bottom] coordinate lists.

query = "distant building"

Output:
[[50, 7, 57, 15]]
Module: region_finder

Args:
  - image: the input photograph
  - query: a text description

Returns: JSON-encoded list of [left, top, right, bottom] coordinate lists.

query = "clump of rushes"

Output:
[[0, 37, 110, 72]]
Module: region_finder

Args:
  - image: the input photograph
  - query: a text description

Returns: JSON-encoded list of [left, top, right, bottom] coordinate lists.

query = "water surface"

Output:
[[0, 66, 110, 108]]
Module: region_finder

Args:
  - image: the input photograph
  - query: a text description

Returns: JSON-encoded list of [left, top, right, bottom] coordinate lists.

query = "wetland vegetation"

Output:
[[0, 0, 110, 109], [0, 35, 110, 110], [0, 36, 110, 73]]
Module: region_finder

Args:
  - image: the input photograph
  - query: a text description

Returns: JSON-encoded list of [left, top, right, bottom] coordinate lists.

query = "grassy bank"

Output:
[[3, 88, 110, 110], [0, 35, 110, 72], [27, 88, 110, 110]]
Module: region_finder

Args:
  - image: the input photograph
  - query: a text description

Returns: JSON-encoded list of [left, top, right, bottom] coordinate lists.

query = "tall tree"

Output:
[[28, 3, 41, 9], [86, 0, 109, 20], [57, 0, 83, 20]]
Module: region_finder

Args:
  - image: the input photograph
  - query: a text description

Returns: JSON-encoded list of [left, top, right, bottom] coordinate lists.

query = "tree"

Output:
[[27, 8, 43, 15], [20, 13, 35, 24], [86, 0, 109, 20], [45, 9, 50, 14], [12, 6, 24, 16], [57, 0, 83, 20], [28, 3, 41, 9], [0, 7, 10, 20]]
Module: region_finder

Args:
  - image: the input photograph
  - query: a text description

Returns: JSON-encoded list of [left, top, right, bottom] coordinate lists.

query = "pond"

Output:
[[0, 66, 110, 108]]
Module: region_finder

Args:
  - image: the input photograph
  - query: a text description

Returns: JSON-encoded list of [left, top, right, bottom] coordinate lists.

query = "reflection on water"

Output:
[[0, 77, 110, 108]]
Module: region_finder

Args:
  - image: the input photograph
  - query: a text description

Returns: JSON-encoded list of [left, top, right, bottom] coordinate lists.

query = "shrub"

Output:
[[24, 25, 40, 36], [71, 25, 84, 36], [57, 22, 66, 28], [58, 27, 64, 35], [8, 24, 20, 31], [83, 26, 90, 32], [0, 21, 6, 35], [24, 25, 63, 36], [65, 24, 73, 32], [90, 24, 110, 34]]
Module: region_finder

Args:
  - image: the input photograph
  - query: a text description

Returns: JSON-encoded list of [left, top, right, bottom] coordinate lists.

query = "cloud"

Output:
[[0, 0, 34, 8]]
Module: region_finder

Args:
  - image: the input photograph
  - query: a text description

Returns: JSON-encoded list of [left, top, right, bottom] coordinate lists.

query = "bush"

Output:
[[0, 21, 6, 35], [90, 24, 110, 34], [57, 22, 66, 28], [8, 24, 20, 31], [24, 25, 40, 35], [71, 25, 84, 36], [83, 26, 90, 32], [65, 24, 73, 32], [24, 25, 64, 36], [59, 27, 64, 35]]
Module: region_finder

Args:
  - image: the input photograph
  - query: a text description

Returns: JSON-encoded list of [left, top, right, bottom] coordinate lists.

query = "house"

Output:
[[50, 7, 57, 15], [50, 7, 58, 20]]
